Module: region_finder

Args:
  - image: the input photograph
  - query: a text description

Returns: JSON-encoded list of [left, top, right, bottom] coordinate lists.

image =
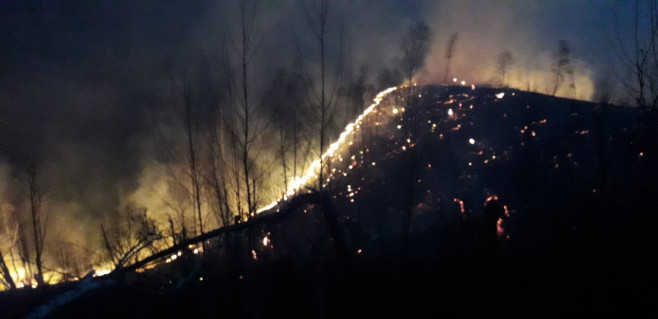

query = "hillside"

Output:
[[3, 85, 658, 318]]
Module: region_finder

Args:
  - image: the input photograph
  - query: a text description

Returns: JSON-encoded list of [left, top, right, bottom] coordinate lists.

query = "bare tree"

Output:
[[0, 250, 14, 289], [224, 0, 266, 218], [616, 0, 658, 110], [26, 162, 48, 286], [180, 78, 204, 236], [399, 21, 431, 254], [401, 22, 431, 87], [300, 0, 345, 190], [101, 206, 162, 270], [444, 33, 459, 84], [552, 40, 576, 97], [0, 202, 17, 289], [497, 50, 514, 88], [205, 120, 233, 228]]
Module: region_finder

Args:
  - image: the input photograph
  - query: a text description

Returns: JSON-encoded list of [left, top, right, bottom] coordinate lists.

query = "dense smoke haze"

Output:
[[0, 0, 650, 282]]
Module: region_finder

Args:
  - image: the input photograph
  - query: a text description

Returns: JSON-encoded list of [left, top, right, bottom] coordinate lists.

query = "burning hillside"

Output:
[[4, 84, 658, 318]]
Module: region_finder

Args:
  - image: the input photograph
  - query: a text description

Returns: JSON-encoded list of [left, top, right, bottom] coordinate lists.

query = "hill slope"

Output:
[[4, 85, 658, 318]]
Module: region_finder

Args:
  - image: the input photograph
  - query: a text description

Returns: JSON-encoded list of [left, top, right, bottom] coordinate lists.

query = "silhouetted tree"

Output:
[[444, 33, 459, 84], [266, 68, 312, 195], [26, 162, 48, 286], [0, 203, 17, 289], [181, 78, 204, 236], [552, 40, 576, 97], [400, 22, 431, 87], [0, 250, 14, 289], [101, 206, 162, 270], [301, 0, 345, 190], [616, 0, 658, 110], [399, 21, 431, 254], [497, 50, 514, 87]]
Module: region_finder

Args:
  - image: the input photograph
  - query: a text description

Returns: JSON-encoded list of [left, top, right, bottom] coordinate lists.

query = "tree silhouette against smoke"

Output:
[[400, 22, 431, 87], [444, 33, 459, 84], [26, 162, 48, 287], [300, 0, 345, 191], [399, 21, 431, 255], [181, 78, 204, 236], [101, 206, 162, 270], [552, 40, 576, 97], [227, 0, 264, 219], [497, 50, 514, 88], [267, 67, 313, 196], [0, 198, 18, 289]]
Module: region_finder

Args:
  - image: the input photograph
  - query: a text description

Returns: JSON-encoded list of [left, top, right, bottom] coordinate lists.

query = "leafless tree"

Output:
[[52, 239, 93, 281], [224, 0, 269, 218], [180, 78, 204, 236], [616, 0, 658, 110], [0, 202, 17, 289], [300, 0, 345, 190], [497, 50, 514, 88], [101, 206, 162, 270], [399, 21, 431, 253], [444, 33, 459, 84], [401, 22, 431, 88], [0, 250, 13, 289], [552, 40, 576, 97], [205, 119, 233, 228], [26, 162, 48, 286]]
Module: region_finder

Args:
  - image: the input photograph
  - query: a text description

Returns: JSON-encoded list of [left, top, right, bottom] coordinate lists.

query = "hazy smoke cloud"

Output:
[[416, 0, 635, 101]]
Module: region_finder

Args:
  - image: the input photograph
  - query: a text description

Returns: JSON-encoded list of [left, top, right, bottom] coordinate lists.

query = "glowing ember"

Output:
[[453, 198, 465, 214], [468, 138, 475, 145], [496, 92, 505, 99], [497, 217, 505, 237]]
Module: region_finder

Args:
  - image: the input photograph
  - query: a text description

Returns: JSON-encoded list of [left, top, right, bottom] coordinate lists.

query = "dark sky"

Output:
[[0, 1, 645, 242]]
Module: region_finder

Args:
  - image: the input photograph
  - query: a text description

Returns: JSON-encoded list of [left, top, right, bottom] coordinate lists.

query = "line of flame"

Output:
[[256, 86, 398, 214]]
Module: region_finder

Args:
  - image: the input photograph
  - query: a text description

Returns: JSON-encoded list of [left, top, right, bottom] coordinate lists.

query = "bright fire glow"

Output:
[[257, 87, 398, 213]]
